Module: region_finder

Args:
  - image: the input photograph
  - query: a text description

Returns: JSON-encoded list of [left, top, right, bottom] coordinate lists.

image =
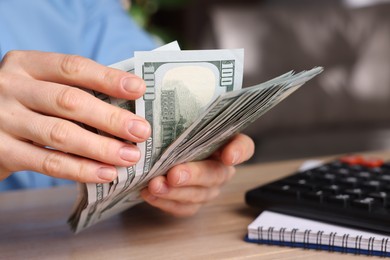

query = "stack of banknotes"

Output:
[[68, 41, 323, 233]]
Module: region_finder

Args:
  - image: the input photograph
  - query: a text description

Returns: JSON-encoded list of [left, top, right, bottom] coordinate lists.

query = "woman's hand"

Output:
[[141, 134, 255, 217], [0, 51, 150, 183], [0, 50, 256, 217]]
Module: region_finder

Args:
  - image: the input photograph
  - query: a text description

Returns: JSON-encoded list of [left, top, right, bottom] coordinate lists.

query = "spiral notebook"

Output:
[[246, 211, 390, 257]]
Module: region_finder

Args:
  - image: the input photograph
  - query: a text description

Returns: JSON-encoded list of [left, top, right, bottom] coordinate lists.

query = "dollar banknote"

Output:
[[68, 42, 323, 233], [133, 49, 244, 187], [148, 68, 323, 180], [69, 43, 245, 232], [69, 42, 181, 230]]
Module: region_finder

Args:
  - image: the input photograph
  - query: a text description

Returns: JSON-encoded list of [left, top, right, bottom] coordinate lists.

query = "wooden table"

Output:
[[2, 151, 389, 259]]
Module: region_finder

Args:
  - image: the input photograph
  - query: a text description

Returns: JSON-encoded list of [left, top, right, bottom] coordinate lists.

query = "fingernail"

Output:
[[122, 77, 144, 93], [177, 170, 189, 185], [97, 167, 116, 181], [128, 120, 150, 139], [156, 181, 169, 194], [119, 146, 140, 162], [232, 151, 241, 165]]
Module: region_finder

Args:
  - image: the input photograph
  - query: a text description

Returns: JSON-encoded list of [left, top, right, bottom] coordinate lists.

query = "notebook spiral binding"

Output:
[[250, 226, 390, 257]]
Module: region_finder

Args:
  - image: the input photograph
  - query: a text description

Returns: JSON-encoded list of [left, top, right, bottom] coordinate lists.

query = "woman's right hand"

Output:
[[0, 50, 151, 183]]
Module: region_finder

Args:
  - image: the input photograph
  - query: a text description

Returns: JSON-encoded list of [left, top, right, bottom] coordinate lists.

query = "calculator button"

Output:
[[313, 173, 337, 185], [298, 170, 315, 179], [327, 194, 351, 208], [328, 161, 343, 168], [336, 177, 359, 188], [362, 180, 382, 191], [281, 179, 316, 191], [263, 184, 300, 198], [368, 192, 389, 207], [351, 197, 380, 212], [350, 164, 365, 172], [323, 185, 341, 194], [301, 190, 328, 203], [354, 171, 371, 179], [377, 174, 390, 183], [314, 165, 331, 173], [370, 167, 384, 175], [344, 188, 365, 199], [335, 168, 352, 176]]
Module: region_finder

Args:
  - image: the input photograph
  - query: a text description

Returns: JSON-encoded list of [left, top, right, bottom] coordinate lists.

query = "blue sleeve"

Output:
[[0, 0, 157, 63], [82, 0, 157, 65], [0, 172, 74, 192]]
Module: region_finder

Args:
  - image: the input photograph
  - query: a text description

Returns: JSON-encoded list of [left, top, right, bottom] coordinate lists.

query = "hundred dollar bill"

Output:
[[69, 42, 181, 231], [147, 68, 324, 180], [69, 45, 322, 233], [133, 49, 244, 185], [68, 45, 245, 233], [74, 68, 321, 233]]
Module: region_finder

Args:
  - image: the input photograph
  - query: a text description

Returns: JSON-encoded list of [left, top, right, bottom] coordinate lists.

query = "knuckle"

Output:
[[0, 136, 14, 172], [198, 188, 220, 203], [56, 87, 83, 112], [48, 121, 70, 147], [41, 152, 63, 176], [1, 50, 23, 66], [209, 164, 225, 186], [0, 72, 11, 94], [170, 203, 183, 216], [59, 55, 87, 77], [107, 109, 124, 129], [0, 155, 10, 174], [216, 171, 227, 186], [186, 191, 203, 204], [74, 161, 88, 182], [208, 188, 221, 201], [179, 188, 208, 204], [101, 68, 118, 87], [0, 145, 9, 165], [197, 190, 210, 203], [95, 138, 113, 161]]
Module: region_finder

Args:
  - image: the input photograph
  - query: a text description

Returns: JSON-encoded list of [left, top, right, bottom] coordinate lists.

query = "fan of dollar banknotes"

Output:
[[68, 41, 323, 233]]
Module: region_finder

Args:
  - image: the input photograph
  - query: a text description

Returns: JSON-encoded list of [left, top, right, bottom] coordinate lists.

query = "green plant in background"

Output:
[[129, 0, 190, 44]]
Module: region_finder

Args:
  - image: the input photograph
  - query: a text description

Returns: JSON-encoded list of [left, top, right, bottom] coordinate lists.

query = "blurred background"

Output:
[[129, 0, 390, 163]]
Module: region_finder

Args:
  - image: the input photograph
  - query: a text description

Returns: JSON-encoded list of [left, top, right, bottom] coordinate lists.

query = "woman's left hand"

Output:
[[140, 133, 255, 217]]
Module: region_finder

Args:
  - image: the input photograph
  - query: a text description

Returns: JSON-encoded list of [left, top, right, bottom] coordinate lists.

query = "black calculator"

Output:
[[245, 155, 390, 234]]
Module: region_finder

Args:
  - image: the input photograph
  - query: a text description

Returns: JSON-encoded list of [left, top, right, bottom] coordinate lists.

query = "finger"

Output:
[[2, 50, 145, 99], [141, 189, 202, 217], [0, 170, 11, 181], [146, 176, 221, 203], [165, 161, 236, 188], [215, 133, 255, 166], [0, 132, 117, 183], [5, 107, 141, 166], [13, 77, 150, 142]]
